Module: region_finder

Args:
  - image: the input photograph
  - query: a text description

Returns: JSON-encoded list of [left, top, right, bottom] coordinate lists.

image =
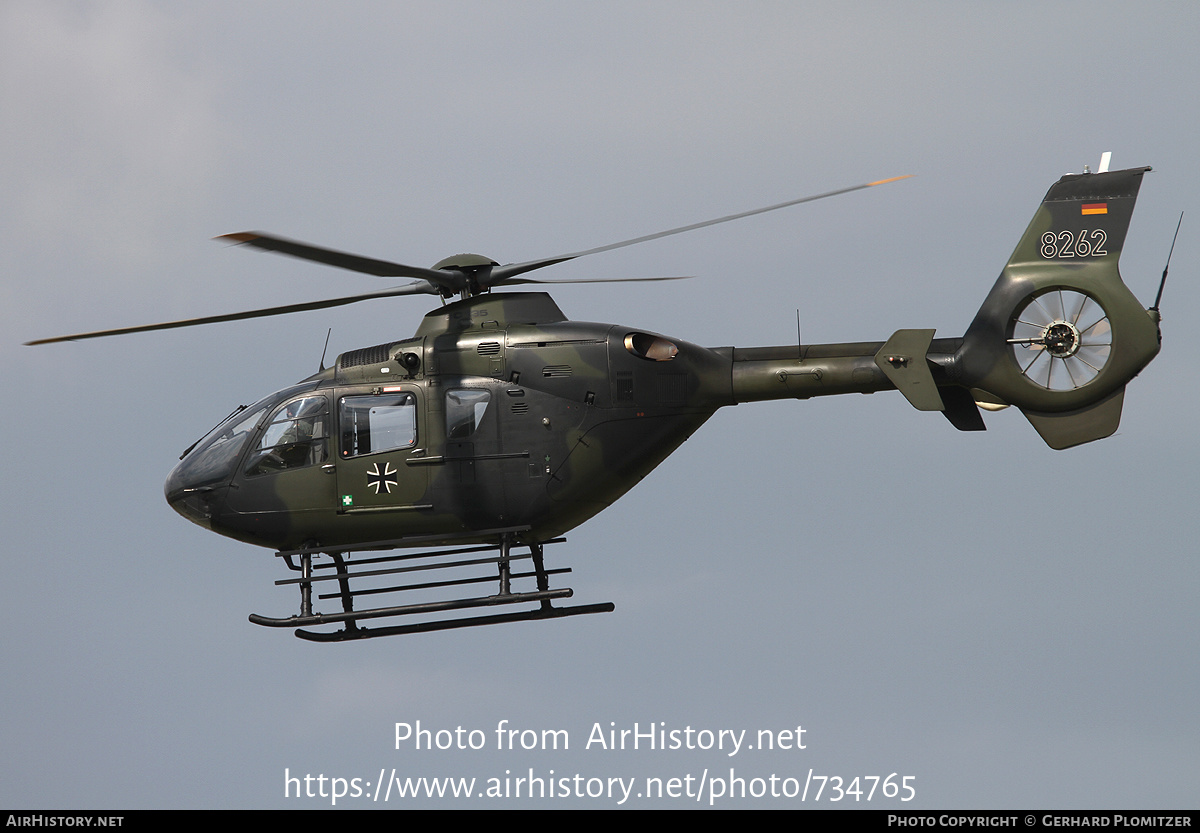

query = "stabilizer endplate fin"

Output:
[[874, 329, 943, 411], [1020, 387, 1126, 450], [940, 386, 987, 431]]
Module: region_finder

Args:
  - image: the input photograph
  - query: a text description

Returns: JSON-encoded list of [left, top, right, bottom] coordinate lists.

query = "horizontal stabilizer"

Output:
[[874, 329, 943, 411]]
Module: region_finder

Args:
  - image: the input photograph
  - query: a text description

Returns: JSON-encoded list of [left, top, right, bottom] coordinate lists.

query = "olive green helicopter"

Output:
[[28, 158, 1169, 642]]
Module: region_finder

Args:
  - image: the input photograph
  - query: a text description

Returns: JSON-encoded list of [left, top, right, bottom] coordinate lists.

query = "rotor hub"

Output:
[[1043, 321, 1081, 358]]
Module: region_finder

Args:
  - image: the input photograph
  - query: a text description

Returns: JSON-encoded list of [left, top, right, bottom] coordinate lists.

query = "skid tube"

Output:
[[248, 531, 614, 642]]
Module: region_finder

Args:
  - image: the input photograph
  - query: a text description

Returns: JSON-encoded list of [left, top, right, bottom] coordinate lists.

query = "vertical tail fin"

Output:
[[955, 165, 1160, 448]]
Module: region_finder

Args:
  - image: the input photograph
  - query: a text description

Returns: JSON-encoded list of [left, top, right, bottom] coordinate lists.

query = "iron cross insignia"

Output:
[[366, 461, 398, 495]]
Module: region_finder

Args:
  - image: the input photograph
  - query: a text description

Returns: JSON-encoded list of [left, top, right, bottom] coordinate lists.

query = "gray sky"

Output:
[[2, 0, 1197, 809]]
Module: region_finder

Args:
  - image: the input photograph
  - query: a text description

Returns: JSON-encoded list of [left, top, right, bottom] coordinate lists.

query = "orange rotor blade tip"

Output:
[[867, 175, 915, 187]]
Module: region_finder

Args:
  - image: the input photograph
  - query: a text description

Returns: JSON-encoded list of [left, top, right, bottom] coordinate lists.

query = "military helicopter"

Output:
[[28, 159, 1166, 642]]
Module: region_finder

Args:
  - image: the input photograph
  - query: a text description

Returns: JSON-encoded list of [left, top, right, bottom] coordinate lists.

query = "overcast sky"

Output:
[[2, 1, 1197, 809]]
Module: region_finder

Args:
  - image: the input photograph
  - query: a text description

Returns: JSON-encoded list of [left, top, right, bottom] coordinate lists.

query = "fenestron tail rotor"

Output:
[[1007, 289, 1112, 391], [27, 174, 911, 345]]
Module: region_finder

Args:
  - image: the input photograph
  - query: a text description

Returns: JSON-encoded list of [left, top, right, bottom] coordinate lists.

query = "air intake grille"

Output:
[[339, 342, 394, 369]]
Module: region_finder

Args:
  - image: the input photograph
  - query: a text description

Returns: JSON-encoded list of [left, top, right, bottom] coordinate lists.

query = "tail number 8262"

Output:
[[1040, 229, 1108, 259]]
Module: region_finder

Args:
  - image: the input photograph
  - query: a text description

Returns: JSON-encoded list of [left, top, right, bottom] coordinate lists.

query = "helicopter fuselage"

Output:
[[165, 291, 961, 553], [165, 292, 739, 551]]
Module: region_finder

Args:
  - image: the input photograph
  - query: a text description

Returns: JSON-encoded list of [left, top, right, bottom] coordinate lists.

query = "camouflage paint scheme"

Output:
[[164, 166, 1160, 557]]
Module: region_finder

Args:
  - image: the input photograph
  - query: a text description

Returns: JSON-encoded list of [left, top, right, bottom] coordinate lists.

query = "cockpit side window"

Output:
[[244, 395, 329, 476], [446, 389, 491, 439], [339, 393, 417, 457]]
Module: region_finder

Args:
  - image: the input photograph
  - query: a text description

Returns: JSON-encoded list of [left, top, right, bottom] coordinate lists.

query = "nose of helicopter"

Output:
[[162, 403, 264, 531], [164, 467, 230, 531]]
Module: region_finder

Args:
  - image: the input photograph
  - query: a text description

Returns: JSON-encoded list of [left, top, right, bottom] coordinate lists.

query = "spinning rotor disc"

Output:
[[1008, 289, 1112, 391]]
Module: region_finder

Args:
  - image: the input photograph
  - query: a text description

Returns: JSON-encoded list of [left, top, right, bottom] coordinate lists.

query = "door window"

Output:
[[446, 389, 491, 439], [339, 393, 417, 457]]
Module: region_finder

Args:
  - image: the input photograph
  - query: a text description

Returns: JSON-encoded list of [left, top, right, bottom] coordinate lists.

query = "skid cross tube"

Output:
[[273, 549, 538, 587], [316, 566, 572, 601]]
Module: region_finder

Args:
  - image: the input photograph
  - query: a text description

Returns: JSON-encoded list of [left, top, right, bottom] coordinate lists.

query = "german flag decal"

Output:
[[1081, 202, 1108, 215]]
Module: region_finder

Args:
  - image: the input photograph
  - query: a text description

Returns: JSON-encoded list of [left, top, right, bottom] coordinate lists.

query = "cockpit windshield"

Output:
[[169, 403, 268, 490], [167, 382, 320, 492]]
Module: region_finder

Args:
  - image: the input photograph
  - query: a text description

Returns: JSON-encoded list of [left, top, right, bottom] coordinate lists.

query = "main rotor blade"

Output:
[[502, 275, 692, 286], [25, 281, 438, 345], [490, 175, 913, 283], [217, 232, 458, 288]]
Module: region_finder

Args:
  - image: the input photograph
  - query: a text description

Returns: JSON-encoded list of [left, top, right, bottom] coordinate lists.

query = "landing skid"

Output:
[[248, 529, 614, 642]]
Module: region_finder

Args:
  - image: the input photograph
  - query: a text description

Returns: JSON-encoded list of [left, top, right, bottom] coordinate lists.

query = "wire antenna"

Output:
[[319, 327, 332, 371], [1152, 212, 1184, 312], [796, 309, 803, 361]]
